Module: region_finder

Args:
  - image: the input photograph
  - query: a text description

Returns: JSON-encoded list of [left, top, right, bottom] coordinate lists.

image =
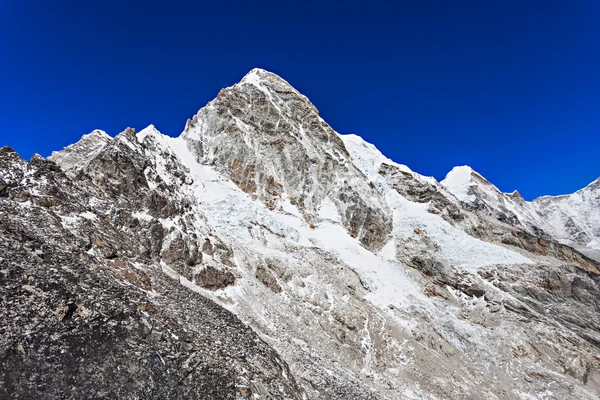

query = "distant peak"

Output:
[[534, 176, 600, 202], [137, 124, 162, 143], [506, 190, 524, 201], [48, 128, 113, 171], [441, 165, 500, 203], [0, 146, 18, 155], [238, 67, 296, 92], [453, 165, 474, 173], [241, 67, 277, 81], [139, 124, 159, 133], [442, 166, 475, 187], [58, 130, 111, 154], [83, 129, 111, 140]]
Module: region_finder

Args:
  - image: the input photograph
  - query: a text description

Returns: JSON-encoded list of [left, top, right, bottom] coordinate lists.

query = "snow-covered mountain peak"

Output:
[[532, 176, 600, 203], [441, 165, 509, 203], [441, 165, 479, 202], [86, 129, 111, 139], [505, 189, 525, 201], [238, 68, 302, 92], [239, 67, 281, 85], [442, 165, 475, 184], [179, 68, 393, 250], [137, 124, 161, 143]]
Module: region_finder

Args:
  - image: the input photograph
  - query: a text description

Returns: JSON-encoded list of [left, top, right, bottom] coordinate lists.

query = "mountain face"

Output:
[[2, 69, 600, 399], [182, 68, 391, 250]]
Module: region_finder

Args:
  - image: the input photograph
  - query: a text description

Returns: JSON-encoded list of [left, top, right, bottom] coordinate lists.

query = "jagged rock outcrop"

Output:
[[2, 68, 600, 399], [379, 162, 465, 223], [0, 147, 28, 200], [0, 207, 303, 400], [2, 129, 303, 399]]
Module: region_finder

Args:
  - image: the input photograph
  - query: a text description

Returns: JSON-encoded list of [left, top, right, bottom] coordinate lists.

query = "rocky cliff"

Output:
[[2, 68, 599, 399]]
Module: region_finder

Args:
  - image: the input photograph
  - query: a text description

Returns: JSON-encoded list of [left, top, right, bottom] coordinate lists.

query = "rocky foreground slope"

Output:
[[1, 69, 599, 399]]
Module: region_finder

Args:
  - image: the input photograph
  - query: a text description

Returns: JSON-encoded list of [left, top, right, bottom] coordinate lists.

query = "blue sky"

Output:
[[1, 0, 598, 199]]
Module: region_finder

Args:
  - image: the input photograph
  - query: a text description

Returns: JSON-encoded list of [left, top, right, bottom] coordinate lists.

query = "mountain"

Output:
[[2, 68, 599, 399], [441, 165, 600, 266]]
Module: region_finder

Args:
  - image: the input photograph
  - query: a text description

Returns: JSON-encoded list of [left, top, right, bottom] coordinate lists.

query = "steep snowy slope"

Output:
[[3, 68, 600, 399], [171, 69, 599, 398], [533, 178, 600, 259]]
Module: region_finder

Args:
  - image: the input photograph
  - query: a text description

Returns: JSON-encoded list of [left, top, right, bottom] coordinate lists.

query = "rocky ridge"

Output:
[[1, 68, 599, 399], [1, 133, 303, 399]]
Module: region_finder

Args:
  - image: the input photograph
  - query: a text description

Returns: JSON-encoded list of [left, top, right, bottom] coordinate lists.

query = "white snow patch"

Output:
[[317, 197, 341, 223], [132, 210, 154, 222], [59, 215, 80, 228], [137, 124, 160, 143], [78, 211, 97, 220], [441, 166, 476, 203]]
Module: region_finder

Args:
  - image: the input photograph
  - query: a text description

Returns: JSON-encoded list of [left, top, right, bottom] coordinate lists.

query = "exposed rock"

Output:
[[202, 237, 214, 255], [48, 129, 111, 171], [379, 162, 465, 224], [256, 264, 282, 293], [0, 134, 305, 400], [195, 265, 236, 290]]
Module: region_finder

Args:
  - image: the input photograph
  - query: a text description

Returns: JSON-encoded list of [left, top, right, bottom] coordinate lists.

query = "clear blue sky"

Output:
[[1, 1, 598, 199]]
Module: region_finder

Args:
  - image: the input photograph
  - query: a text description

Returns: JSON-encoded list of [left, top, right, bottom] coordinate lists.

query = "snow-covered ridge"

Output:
[[440, 162, 599, 253], [57, 67, 599, 258]]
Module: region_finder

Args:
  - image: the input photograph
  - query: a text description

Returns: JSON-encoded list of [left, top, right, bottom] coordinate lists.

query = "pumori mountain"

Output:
[[2, 68, 599, 400]]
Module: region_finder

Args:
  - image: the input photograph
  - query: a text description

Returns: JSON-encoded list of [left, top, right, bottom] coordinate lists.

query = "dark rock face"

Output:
[[0, 134, 304, 399], [195, 266, 236, 290], [408, 256, 485, 298], [255, 265, 282, 293], [0, 147, 27, 198]]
